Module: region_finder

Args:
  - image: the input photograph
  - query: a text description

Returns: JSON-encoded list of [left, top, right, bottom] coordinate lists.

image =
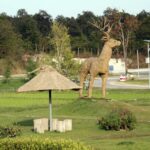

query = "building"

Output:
[[109, 58, 125, 74], [73, 58, 125, 74]]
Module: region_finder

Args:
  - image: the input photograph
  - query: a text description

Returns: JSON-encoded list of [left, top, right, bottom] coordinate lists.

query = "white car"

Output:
[[119, 74, 127, 81]]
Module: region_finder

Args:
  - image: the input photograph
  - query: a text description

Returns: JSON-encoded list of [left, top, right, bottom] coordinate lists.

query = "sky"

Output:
[[0, 0, 150, 18]]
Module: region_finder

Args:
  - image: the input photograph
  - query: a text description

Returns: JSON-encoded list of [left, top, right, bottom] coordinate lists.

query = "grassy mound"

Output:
[[0, 82, 150, 149]]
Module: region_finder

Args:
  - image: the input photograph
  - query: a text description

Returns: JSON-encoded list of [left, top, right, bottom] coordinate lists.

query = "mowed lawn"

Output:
[[0, 79, 150, 150]]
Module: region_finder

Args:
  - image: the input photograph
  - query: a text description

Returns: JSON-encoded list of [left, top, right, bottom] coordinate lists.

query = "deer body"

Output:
[[79, 38, 121, 98]]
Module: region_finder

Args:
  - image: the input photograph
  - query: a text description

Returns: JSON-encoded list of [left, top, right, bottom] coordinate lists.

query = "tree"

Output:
[[17, 9, 28, 17], [0, 17, 24, 74], [33, 10, 52, 37], [33, 10, 53, 52], [137, 10, 150, 22], [61, 50, 81, 78], [56, 11, 115, 56], [0, 18, 23, 60], [119, 13, 139, 74], [76, 11, 104, 56], [14, 10, 41, 52], [135, 11, 150, 55], [104, 8, 139, 74], [56, 15, 85, 54], [50, 21, 78, 76], [76, 11, 97, 51], [136, 11, 150, 40]]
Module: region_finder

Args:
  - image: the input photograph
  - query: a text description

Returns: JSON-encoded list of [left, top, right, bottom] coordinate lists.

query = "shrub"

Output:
[[98, 108, 136, 131], [25, 59, 37, 80], [0, 126, 21, 138], [3, 66, 11, 83], [0, 138, 93, 150], [119, 109, 137, 130]]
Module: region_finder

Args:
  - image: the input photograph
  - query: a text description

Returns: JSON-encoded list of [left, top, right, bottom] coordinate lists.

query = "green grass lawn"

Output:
[[125, 79, 148, 85], [0, 79, 150, 149]]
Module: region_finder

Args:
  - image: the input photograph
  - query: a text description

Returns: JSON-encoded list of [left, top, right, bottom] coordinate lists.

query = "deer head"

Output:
[[89, 16, 121, 47]]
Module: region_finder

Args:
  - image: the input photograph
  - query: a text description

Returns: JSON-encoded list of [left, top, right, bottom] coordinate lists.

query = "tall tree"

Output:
[[33, 10, 53, 52], [76, 11, 96, 50], [137, 10, 150, 22], [33, 10, 52, 36], [0, 18, 24, 61], [135, 11, 150, 55], [56, 15, 84, 53], [14, 9, 41, 52], [136, 11, 150, 40], [119, 13, 139, 74], [76, 11, 103, 55], [17, 9, 28, 17], [50, 21, 76, 75], [104, 8, 139, 74]]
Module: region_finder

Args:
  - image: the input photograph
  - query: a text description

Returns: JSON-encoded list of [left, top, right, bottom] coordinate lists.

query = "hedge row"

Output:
[[0, 137, 93, 150]]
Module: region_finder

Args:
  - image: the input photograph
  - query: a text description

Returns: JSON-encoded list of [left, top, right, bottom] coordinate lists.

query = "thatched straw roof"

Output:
[[17, 66, 80, 92]]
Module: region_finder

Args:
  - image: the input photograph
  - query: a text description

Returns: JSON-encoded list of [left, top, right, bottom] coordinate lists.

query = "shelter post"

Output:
[[49, 90, 53, 131]]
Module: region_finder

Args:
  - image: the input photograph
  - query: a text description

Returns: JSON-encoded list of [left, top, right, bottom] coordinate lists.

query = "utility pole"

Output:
[[144, 40, 150, 88], [137, 49, 140, 78]]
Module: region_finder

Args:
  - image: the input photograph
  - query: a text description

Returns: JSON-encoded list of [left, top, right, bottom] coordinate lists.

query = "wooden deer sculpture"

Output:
[[79, 18, 121, 98]]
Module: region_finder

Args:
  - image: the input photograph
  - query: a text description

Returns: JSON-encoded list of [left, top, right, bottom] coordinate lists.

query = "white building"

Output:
[[109, 58, 125, 74], [73, 58, 125, 74]]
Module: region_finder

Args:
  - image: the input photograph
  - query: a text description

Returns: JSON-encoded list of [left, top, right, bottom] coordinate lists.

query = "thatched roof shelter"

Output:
[[17, 66, 80, 92], [17, 66, 80, 131]]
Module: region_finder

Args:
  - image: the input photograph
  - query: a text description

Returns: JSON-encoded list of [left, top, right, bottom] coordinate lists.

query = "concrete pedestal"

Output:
[[34, 118, 48, 133]]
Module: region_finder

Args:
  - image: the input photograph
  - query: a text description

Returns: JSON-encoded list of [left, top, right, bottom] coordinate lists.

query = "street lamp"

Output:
[[144, 40, 150, 88]]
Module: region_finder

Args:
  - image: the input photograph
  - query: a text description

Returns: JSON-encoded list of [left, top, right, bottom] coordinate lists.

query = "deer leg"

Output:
[[88, 75, 95, 98], [101, 73, 108, 98], [79, 73, 87, 97]]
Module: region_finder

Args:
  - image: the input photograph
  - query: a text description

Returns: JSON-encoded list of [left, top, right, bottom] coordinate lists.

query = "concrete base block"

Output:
[[52, 118, 58, 131], [34, 118, 72, 133], [57, 121, 66, 132], [34, 118, 48, 133], [64, 119, 72, 131]]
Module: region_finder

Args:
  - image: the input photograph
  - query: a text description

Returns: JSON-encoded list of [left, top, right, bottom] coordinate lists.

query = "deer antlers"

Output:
[[89, 16, 113, 41]]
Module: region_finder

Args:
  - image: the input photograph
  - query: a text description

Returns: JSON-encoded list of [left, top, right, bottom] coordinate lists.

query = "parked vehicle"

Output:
[[119, 74, 127, 81]]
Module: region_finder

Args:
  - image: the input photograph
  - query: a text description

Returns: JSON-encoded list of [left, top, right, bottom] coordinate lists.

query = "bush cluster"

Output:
[[0, 138, 93, 150], [0, 126, 21, 138], [3, 66, 11, 83], [25, 59, 37, 80], [98, 109, 137, 131]]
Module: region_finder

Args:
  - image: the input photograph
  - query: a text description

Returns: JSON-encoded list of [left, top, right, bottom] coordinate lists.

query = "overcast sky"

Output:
[[0, 0, 150, 18]]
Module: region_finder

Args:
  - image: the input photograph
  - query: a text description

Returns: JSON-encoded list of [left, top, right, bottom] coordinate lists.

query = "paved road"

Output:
[[0, 73, 149, 89], [0, 74, 26, 80], [93, 76, 149, 89]]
